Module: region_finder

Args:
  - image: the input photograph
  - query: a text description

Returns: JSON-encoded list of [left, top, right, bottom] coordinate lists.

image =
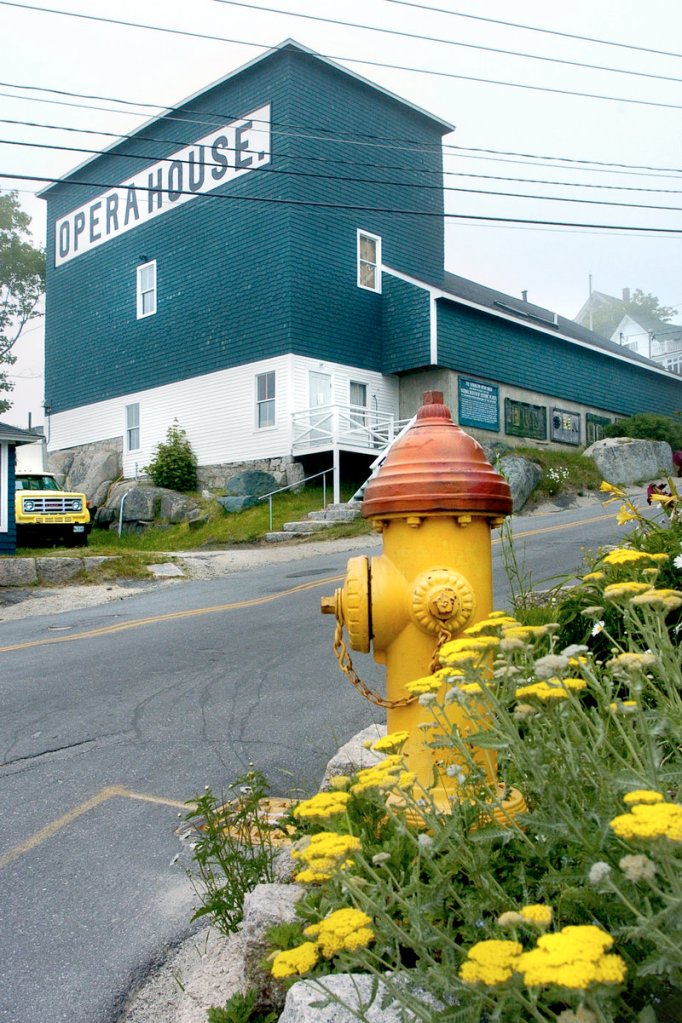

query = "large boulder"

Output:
[[226, 470, 276, 497], [95, 481, 201, 530], [499, 455, 542, 512], [243, 883, 305, 1012], [584, 438, 673, 484], [71, 450, 122, 503], [279, 975, 445, 1023]]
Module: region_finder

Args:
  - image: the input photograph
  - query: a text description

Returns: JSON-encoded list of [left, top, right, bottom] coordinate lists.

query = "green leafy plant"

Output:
[[207, 990, 278, 1023], [604, 413, 682, 452], [145, 420, 198, 492], [185, 769, 282, 935]]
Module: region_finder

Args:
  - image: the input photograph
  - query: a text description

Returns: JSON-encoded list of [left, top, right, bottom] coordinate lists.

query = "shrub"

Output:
[[604, 412, 682, 451], [145, 421, 198, 492]]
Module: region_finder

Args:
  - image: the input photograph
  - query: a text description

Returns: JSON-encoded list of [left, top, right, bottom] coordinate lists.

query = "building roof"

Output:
[[615, 310, 682, 339], [38, 39, 454, 199], [433, 271, 666, 372], [0, 423, 43, 445]]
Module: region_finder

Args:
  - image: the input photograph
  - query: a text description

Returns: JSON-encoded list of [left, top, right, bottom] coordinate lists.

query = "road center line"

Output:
[[0, 510, 617, 655], [0, 574, 345, 653]]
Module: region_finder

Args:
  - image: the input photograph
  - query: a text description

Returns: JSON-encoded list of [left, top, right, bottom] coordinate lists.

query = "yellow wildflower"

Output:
[[489, 610, 514, 619], [520, 904, 553, 929], [371, 730, 409, 754], [459, 682, 484, 695], [404, 674, 443, 695], [515, 677, 584, 701], [609, 700, 637, 714], [630, 587, 682, 610], [610, 801, 682, 842], [607, 652, 657, 673], [463, 616, 518, 635], [328, 775, 350, 790], [502, 625, 552, 639], [304, 908, 374, 958], [616, 507, 640, 525], [459, 939, 523, 986], [351, 755, 403, 795], [602, 548, 655, 566], [623, 790, 664, 805], [518, 925, 626, 990], [293, 790, 350, 820], [649, 493, 675, 505], [600, 481, 626, 498], [271, 941, 319, 978], [292, 832, 361, 884], [603, 581, 651, 600], [582, 571, 604, 582]]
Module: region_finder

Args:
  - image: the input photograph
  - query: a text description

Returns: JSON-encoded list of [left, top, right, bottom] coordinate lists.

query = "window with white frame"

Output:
[[126, 403, 140, 450], [357, 231, 381, 292], [136, 260, 157, 318], [350, 380, 367, 426], [256, 371, 276, 428]]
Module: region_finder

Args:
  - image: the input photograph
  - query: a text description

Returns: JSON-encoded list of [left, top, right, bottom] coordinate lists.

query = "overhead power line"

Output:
[[3, 79, 682, 178], [2, 2, 682, 113], [6, 135, 682, 214], [210, 0, 682, 86], [3, 170, 682, 235], [380, 0, 682, 61]]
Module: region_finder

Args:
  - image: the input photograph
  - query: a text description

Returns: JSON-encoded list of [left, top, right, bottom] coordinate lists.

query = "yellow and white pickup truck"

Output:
[[14, 440, 92, 548]]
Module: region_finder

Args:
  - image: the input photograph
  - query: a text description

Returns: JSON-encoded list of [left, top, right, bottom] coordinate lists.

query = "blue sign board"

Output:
[[458, 378, 499, 431]]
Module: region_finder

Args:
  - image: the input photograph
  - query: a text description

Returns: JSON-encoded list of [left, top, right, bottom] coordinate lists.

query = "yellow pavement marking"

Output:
[[0, 574, 345, 653], [0, 510, 617, 656], [0, 785, 189, 871]]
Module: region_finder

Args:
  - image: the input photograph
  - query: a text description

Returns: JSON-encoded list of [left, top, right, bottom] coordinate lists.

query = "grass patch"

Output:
[[88, 483, 370, 554], [513, 446, 603, 501]]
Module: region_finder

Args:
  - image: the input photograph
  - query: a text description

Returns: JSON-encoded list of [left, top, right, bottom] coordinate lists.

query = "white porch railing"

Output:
[[291, 403, 407, 455]]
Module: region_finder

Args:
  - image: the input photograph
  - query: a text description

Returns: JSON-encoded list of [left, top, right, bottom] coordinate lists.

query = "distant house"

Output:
[[0, 422, 38, 555], [38, 40, 682, 501], [611, 312, 682, 376], [574, 290, 626, 338]]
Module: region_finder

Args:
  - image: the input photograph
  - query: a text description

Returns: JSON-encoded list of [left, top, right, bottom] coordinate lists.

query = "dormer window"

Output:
[[357, 231, 381, 293]]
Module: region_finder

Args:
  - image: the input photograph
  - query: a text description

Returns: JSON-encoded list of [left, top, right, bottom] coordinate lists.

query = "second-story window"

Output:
[[137, 260, 157, 318], [357, 231, 381, 293]]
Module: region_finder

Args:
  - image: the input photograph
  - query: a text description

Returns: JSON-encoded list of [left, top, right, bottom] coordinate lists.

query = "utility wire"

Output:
[[380, 0, 682, 61], [8, 130, 682, 197], [3, 79, 682, 177], [2, 2, 682, 112], [3, 170, 682, 234], [6, 135, 682, 213], [210, 0, 682, 86], [8, 112, 682, 192]]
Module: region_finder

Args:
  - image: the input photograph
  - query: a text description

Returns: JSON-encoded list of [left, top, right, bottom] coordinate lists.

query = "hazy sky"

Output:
[[2, 0, 681, 427]]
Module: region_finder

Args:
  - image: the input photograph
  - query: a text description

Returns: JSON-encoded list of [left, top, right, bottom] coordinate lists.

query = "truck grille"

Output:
[[22, 497, 83, 514]]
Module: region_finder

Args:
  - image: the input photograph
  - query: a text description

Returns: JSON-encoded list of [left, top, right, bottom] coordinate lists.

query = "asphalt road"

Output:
[[0, 500, 628, 1022]]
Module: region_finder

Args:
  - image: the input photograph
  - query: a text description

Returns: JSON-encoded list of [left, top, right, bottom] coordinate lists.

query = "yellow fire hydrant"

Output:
[[321, 390, 519, 813]]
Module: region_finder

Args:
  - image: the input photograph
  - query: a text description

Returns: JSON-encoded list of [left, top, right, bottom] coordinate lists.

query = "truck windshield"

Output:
[[15, 475, 62, 492]]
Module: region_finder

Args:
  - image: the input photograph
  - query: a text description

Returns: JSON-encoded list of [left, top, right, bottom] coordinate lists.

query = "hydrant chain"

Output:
[[333, 620, 417, 710]]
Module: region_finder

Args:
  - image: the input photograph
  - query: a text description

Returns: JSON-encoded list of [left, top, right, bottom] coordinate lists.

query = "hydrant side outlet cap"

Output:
[[362, 392, 512, 518]]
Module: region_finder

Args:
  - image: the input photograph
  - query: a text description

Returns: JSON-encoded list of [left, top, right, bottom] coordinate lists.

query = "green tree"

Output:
[[0, 192, 45, 414], [624, 288, 676, 323]]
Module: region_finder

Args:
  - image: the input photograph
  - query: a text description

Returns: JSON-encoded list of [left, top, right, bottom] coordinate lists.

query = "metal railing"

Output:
[[258, 467, 334, 531]]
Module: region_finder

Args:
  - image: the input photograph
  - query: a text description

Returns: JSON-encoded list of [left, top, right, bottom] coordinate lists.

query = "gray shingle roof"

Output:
[[436, 271, 663, 371], [0, 423, 43, 444]]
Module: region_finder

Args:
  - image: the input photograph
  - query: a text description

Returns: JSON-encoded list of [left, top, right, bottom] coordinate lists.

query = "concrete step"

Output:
[[281, 520, 335, 533], [307, 507, 360, 523], [264, 530, 313, 542]]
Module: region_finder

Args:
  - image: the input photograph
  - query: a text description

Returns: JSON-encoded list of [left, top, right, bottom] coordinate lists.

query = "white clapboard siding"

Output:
[[48, 354, 399, 477]]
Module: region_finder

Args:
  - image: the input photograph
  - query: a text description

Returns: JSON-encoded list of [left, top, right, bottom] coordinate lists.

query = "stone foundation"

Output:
[[198, 457, 305, 493]]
